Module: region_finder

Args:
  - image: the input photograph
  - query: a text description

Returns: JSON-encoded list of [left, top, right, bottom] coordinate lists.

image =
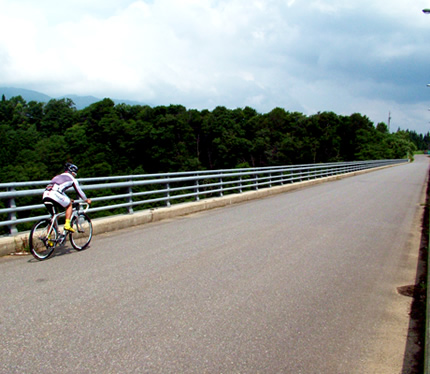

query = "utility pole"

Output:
[[388, 111, 391, 132]]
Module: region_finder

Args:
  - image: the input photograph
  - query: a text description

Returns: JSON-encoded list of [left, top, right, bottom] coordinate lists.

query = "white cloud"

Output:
[[1, 0, 430, 133]]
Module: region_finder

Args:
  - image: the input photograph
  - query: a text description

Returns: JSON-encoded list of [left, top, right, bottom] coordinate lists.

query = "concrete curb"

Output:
[[0, 165, 404, 257]]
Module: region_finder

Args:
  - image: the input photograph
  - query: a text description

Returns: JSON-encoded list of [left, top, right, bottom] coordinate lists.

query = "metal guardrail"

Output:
[[0, 159, 407, 235]]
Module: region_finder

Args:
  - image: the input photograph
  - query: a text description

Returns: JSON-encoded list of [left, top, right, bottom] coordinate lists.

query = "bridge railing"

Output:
[[0, 159, 407, 235]]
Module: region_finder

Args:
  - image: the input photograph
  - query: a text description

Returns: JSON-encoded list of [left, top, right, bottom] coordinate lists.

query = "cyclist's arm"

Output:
[[72, 178, 89, 202]]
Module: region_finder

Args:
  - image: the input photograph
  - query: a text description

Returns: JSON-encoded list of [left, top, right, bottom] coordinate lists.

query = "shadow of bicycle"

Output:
[[27, 244, 91, 262]]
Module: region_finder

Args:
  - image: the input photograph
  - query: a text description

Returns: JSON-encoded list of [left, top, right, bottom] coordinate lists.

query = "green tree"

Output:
[[376, 122, 389, 134], [35, 135, 68, 173], [39, 98, 77, 135], [0, 94, 425, 183]]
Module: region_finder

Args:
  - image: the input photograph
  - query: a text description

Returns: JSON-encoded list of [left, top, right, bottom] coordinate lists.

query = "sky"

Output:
[[1, 0, 430, 134]]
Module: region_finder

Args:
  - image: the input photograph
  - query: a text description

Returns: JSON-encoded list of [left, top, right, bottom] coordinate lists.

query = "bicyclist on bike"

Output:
[[43, 163, 92, 233]]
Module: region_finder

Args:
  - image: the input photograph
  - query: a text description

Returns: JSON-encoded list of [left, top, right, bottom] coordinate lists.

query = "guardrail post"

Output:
[[7, 188, 18, 235], [166, 182, 171, 207], [195, 179, 200, 201], [127, 185, 134, 214], [219, 178, 223, 197], [239, 176, 243, 193]]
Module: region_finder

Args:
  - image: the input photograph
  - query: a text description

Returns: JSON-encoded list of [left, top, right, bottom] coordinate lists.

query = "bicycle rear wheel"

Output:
[[70, 213, 93, 250], [29, 219, 57, 260]]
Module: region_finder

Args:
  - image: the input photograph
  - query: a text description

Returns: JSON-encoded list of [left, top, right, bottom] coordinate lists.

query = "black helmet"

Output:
[[65, 162, 78, 174]]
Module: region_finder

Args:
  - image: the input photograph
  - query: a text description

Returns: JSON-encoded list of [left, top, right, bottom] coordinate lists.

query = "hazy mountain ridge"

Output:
[[0, 87, 145, 109]]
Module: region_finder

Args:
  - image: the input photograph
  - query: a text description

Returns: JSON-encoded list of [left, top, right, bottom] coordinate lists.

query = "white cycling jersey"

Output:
[[43, 172, 87, 208]]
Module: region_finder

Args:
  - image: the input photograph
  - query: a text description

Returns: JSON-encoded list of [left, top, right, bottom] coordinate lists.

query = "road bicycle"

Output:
[[29, 202, 93, 261]]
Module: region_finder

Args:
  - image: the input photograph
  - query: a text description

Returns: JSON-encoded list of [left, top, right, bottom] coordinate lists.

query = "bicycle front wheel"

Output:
[[29, 219, 57, 260], [70, 213, 93, 250]]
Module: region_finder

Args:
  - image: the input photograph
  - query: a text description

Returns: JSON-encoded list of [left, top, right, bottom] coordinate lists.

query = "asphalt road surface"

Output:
[[1, 156, 429, 373]]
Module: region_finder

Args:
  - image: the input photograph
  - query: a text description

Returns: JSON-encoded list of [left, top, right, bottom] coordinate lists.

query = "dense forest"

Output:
[[0, 95, 427, 183]]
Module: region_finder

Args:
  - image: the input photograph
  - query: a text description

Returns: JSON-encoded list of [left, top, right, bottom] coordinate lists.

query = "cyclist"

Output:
[[43, 162, 92, 232]]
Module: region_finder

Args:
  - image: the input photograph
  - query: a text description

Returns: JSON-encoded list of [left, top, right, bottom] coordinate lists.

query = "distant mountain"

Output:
[[0, 87, 51, 103], [0, 87, 146, 110], [57, 94, 101, 109]]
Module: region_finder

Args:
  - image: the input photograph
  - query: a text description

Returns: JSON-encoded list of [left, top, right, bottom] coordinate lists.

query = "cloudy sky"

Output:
[[1, 0, 430, 133]]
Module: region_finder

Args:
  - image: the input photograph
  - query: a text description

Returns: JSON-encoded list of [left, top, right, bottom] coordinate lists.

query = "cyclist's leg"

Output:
[[43, 191, 74, 232], [64, 203, 74, 232], [65, 203, 73, 220]]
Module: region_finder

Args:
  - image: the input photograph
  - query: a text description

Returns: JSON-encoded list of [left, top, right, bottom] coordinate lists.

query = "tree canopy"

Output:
[[0, 95, 423, 182]]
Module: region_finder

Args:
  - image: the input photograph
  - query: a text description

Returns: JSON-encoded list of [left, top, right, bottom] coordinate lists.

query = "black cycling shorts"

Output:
[[43, 197, 63, 216]]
